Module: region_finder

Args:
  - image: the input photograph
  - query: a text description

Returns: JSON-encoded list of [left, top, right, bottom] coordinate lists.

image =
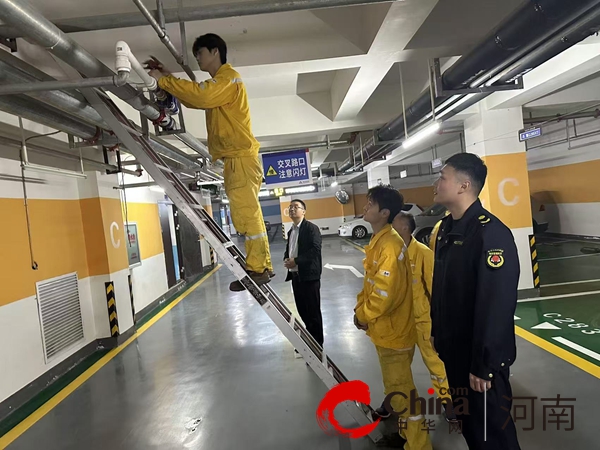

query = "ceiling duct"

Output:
[[0, 48, 212, 172], [340, 0, 600, 172], [0, 0, 210, 160], [0, 0, 401, 36]]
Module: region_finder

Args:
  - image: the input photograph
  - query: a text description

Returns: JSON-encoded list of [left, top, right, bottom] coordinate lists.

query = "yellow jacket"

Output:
[[158, 64, 260, 160], [355, 224, 416, 349], [407, 238, 434, 325], [429, 219, 442, 252]]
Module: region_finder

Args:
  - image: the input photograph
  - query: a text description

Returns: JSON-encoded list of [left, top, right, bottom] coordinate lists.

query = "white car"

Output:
[[338, 203, 423, 239]]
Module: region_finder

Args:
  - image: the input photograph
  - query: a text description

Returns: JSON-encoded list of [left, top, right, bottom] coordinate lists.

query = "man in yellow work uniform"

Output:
[[392, 212, 456, 422], [353, 185, 432, 450], [148, 33, 273, 291]]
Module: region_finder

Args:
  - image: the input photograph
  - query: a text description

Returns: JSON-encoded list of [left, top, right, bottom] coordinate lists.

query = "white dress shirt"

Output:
[[288, 219, 303, 272]]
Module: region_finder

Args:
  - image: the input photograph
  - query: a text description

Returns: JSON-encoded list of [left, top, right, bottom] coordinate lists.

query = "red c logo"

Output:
[[316, 380, 380, 439]]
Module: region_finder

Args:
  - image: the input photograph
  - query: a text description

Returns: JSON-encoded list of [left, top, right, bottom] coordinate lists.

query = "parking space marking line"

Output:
[[515, 327, 600, 379], [341, 238, 366, 253], [541, 278, 600, 288], [518, 290, 600, 303], [539, 253, 600, 262], [552, 337, 600, 363]]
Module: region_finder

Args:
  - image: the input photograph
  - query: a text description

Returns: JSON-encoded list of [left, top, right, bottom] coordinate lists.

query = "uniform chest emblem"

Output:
[[486, 249, 505, 268]]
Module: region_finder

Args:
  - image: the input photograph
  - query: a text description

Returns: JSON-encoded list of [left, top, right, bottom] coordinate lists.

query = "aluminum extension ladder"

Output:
[[82, 88, 383, 443]]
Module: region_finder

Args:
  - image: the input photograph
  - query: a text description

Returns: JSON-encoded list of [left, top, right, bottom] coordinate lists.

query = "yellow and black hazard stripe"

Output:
[[128, 274, 136, 325], [282, 223, 287, 241], [105, 281, 119, 337], [210, 246, 215, 265], [529, 235, 540, 288]]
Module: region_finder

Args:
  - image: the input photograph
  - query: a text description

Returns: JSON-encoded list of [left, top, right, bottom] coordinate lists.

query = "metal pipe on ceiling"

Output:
[[0, 58, 108, 129], [132, 0, 196, 81], [0, 135, 141, 176], [0, 0, 400, 36], [0, 0, 210, 160], [523, 109, 600, 124], [339, 0, 600, 173], [0, 95, 105, 140], [0, 88, 207, 171], [260, 140, 347, 153], [0, 72, 129, 95]]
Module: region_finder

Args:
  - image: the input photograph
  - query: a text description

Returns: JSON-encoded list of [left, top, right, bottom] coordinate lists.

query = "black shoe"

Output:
[[443, 400, 458, 423], [375, 433, 407, 448], [229, 270, 270, 292], [372, 405, 391, 421]]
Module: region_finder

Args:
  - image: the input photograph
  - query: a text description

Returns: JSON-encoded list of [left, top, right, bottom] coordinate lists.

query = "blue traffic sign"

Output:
[[261, 149, 311, 186], [519, 127, 542, 142]]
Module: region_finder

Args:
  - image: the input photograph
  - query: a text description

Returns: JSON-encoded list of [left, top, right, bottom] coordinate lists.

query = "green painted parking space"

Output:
[[516, 293, 600, 368]]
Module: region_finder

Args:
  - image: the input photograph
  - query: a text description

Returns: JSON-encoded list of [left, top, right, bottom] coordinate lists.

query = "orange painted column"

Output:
[[78, 171, 133, 337], [464, 106, 534, 290]]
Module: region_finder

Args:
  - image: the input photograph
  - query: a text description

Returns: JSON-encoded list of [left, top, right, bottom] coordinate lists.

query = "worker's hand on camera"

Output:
[[145, 56, 171, 79], [148, 69, 165, 81]]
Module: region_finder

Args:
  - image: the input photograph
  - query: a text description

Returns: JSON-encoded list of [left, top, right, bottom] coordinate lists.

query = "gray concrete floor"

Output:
[[7, 237, 600, 449]]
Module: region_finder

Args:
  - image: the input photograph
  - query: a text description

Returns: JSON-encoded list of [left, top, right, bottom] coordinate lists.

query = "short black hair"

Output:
[[445, 153, 487, 194], [290, 199, 306, 210], [367, 185, 404, 224], [396, 212, 416, 234], [192, 33, 227, 64]]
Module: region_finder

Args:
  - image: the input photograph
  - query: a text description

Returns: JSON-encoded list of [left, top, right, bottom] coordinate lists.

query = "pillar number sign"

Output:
[[261, 148, 311, 188]]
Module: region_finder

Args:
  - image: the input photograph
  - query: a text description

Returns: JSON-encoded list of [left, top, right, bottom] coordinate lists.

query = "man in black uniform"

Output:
[[430, 153, 521, 449]]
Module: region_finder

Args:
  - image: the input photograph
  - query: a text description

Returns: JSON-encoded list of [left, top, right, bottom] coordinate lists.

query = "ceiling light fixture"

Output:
[[402, 121, 441, 149], [285, 185, 316, 194]]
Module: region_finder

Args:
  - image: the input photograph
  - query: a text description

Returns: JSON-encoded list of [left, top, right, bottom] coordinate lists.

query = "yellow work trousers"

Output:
[[223, 155, 273, 273], [376, 346, 433, 450], [416, 321, 451, 403]]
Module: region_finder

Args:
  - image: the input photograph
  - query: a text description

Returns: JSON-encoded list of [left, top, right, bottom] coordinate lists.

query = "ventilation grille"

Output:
[[36, 272, 84, 362]]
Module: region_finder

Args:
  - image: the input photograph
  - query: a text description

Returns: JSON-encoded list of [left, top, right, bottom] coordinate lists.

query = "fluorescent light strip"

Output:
[[402, 122, 441, 149], [285, 185, 316, 194]]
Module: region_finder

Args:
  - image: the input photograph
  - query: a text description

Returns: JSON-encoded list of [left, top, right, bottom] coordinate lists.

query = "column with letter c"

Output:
[[464, 105, 534, 290]]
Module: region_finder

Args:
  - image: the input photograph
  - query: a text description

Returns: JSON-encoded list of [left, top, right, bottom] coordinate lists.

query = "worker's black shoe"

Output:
[[372, 403, 391, 421], [229, 270, 271, 292], [375, 433, 406, 448]]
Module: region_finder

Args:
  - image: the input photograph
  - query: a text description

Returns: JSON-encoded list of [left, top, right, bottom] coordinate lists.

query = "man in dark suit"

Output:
[[284, 199, 324, 348]]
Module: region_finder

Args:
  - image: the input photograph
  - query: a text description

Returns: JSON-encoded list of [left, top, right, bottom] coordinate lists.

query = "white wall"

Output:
[[130, 253, 169, 313], [0, 279, 96, 403], [526, 117, 600, 237]]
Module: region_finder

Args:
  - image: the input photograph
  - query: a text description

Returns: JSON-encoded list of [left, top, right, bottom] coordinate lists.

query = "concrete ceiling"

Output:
[[3, 0, 600, 180]]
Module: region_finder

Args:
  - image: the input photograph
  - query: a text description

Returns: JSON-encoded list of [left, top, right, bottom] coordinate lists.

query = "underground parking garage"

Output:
[[1, 0, 600, 449]]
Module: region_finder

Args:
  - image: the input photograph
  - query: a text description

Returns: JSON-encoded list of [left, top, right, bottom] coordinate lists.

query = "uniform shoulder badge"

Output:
[[486, 249, 504, 268], [478, 214, 491, 224]]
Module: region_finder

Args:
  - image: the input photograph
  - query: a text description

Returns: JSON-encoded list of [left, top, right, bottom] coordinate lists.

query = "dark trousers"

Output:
[[439, 347, 521, 450], [291, 274, 324, 347]]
